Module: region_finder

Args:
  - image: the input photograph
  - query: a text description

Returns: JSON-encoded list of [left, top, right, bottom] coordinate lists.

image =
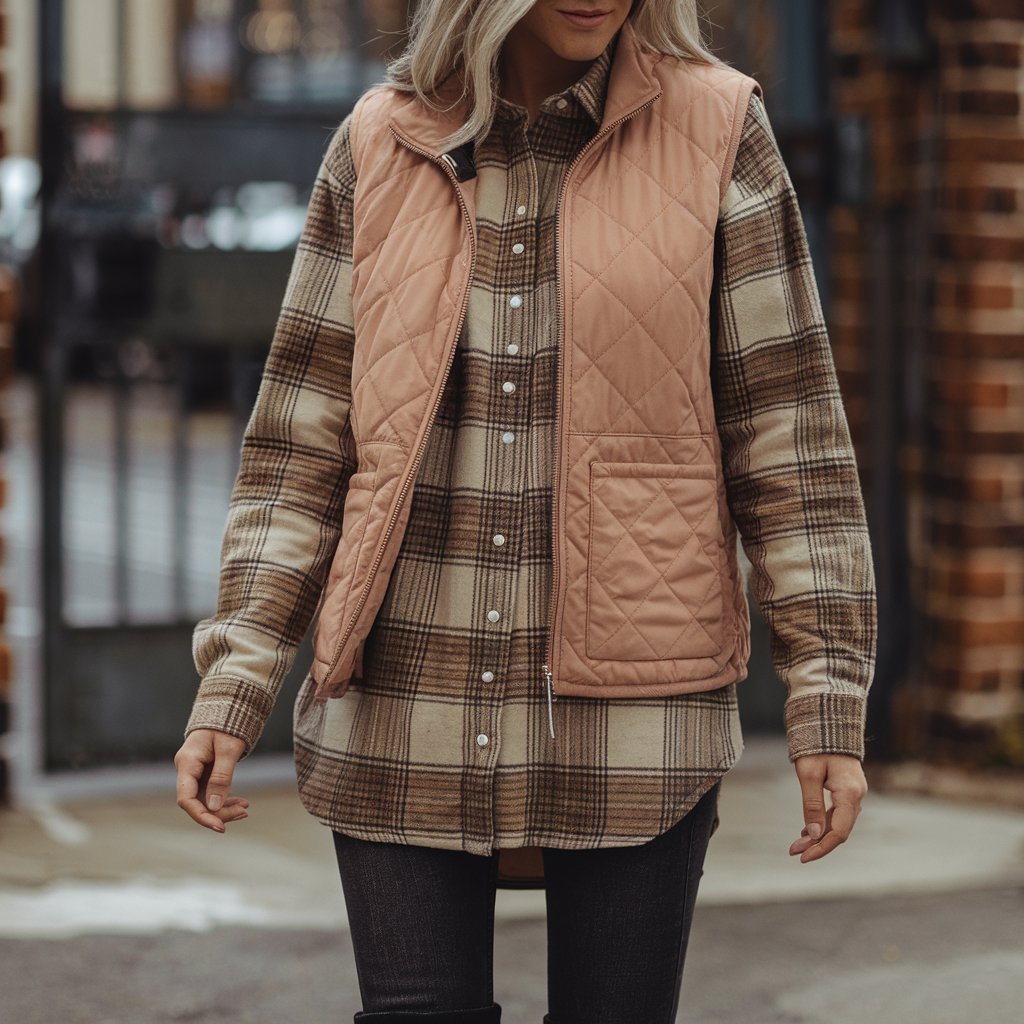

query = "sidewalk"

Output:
[[2, 735, 1023, 1024], [2, 734, 1023, 937]]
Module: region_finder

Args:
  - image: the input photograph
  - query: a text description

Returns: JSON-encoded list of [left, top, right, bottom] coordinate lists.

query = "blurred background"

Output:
[[0, 3, 1022, 1023]]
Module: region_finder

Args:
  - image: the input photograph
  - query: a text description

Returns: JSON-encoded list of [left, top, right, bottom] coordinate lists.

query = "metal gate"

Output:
[[35, 0, 402, 769]]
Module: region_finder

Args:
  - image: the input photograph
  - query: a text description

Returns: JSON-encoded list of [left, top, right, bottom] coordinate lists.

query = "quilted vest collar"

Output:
[[387, 17, 662, 156]]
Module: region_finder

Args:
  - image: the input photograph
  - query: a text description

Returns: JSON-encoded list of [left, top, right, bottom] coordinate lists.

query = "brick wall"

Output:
[[828, 0, 1024, 767], [0, 0, 10, 803]]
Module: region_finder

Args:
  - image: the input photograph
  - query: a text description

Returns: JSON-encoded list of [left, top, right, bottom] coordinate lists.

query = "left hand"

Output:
[[789, 753, 867, 862]]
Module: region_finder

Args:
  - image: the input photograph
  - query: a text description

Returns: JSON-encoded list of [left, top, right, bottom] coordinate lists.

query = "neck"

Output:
[[497, 30, 596, 123]]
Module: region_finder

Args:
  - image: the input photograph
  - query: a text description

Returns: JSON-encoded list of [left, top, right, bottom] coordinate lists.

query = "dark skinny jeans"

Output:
[[331, 779, 721, 1024]]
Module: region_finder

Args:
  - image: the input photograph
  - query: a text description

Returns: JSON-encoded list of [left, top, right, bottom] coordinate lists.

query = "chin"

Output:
[[548, 36, 612, 62], [537, 7, 625, 63]]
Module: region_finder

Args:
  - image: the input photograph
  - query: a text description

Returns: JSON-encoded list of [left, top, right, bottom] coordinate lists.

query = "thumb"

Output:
[[796, 757, 828, 841], [205, 736, 242, 812]]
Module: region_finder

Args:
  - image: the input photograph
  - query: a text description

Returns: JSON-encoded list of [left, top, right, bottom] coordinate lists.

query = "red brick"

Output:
[[947, 565, 1009, 596], [933, 375, 1011, 408], [930, 666, 1006, 692], [932, 519, 1024, 546], [938, 0, 1024, 20], [955, 89, 1021, 116], [933, 616, 1024, 646], [927, 467, 1004, 501], [940, 184, 1018, 214], [936, 232, 1024, 262], [945, 134, 1024, 164], [955, 40, 1022, 68], [950, 279, 1016, 310], [933, 330, 1024, 359]]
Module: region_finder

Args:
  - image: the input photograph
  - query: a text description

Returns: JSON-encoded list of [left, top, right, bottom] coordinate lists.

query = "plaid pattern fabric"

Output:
[[712, 94, 876, 762], [186, 36, 876, 862]]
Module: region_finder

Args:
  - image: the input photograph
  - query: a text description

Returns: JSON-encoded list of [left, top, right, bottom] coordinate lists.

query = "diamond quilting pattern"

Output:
[[586, 462, 726, 662], [556, 61, 758, 690], [310, 48, 761, 695]]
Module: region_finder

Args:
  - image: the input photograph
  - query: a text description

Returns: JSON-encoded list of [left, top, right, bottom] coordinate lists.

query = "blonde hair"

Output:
[[383, 1, 725, 150]]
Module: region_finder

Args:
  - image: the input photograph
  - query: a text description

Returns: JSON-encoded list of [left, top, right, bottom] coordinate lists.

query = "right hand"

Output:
[[174, 729, 250, 833]]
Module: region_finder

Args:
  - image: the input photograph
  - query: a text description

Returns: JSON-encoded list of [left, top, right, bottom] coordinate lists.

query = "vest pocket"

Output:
[[586, 460, 727, 663]]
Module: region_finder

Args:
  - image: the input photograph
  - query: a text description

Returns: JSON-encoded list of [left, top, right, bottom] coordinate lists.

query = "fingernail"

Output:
[[208, 794, 222, 811], [808, 822, 822, 839]]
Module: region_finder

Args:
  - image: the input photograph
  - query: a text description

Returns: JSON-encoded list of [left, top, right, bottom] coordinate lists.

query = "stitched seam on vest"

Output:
[[356, 247, 457, 325], [367, 262, 448, 395], [356, 438, 409, 453], [572, 159, 714, 305], [719, 79, 758, 204], [586, 473, 724, 660], [570, 233, 716, 438], [567, 85, 729, 438], [348, 101, 461, 306], [574, 77, 716, 210], [333, 456, 386, 631], [571, 153, 719, 359], [356, 161, 437, 229], [567, 430, 714, 439], [595, 130, 718, 212], [574, 192, 715, 327], [563, 103, 720, 669], [347, 86, 380, 180]]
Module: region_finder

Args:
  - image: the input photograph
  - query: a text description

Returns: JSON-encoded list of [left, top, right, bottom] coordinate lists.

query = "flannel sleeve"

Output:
[[183, 111, 359, 759], [712, 90, 878, 763]]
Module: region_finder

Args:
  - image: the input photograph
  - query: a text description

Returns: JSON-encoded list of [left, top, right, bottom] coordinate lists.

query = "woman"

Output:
[[175, 2, 876, 1022]]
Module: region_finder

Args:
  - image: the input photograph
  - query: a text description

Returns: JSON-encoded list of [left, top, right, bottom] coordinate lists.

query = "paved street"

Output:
[[1, 884, 1021, 1024], [2, 736, 1023, 1023]]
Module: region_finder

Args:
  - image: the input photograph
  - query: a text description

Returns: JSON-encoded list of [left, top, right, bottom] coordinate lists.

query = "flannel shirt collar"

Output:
[[387, 19, 659, 158], [494, 31, 617, 127]]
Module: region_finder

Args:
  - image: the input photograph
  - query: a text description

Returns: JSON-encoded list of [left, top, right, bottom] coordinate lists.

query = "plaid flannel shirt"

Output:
[[185, 36, 876, 860]]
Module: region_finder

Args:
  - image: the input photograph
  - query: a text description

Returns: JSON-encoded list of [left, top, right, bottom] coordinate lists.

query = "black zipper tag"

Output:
[[440, 140, 477, 181]]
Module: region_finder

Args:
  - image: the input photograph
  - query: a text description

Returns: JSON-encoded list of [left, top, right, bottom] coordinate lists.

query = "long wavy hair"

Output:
[[383, 0, 724, 150]]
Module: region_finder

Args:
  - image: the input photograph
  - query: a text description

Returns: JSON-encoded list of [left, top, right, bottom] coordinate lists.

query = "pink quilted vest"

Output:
[[309, 18, 763, 707]]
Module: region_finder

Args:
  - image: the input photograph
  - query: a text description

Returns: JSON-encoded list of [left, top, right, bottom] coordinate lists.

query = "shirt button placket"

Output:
[[476, 149, 535, 849]]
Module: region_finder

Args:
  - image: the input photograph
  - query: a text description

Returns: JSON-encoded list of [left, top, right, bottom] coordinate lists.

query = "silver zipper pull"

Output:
[[542, 664, 556, 739]]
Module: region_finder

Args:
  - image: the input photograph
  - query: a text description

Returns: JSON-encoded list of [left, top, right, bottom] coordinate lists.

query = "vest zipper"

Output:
[[542, 89, 662, 734], [542, 663, 555, 738], [320, 125, 477, 686]]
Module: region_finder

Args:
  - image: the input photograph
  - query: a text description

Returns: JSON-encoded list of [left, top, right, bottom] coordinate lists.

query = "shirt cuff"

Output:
[[784, 691, 868, 762], [183, 677, 276, 760]]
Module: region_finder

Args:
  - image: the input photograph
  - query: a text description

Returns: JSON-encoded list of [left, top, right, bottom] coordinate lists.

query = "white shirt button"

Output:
[[481, 670, 495, 683], [507, 343, 519, 355], [502, 380, 516, 394], [556, 97, 568, 110], [512, 242, 525, 255], [492, 533, 505, 546], [516, 204, 527, 215], [476, 733, 489, 747], [486, 609, 501, 623], [509, 294, 523, 309], [501, 431, 515, 444]]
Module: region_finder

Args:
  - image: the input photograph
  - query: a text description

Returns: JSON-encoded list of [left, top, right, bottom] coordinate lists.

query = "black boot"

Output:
[[353, 1003, 502, 1023]]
